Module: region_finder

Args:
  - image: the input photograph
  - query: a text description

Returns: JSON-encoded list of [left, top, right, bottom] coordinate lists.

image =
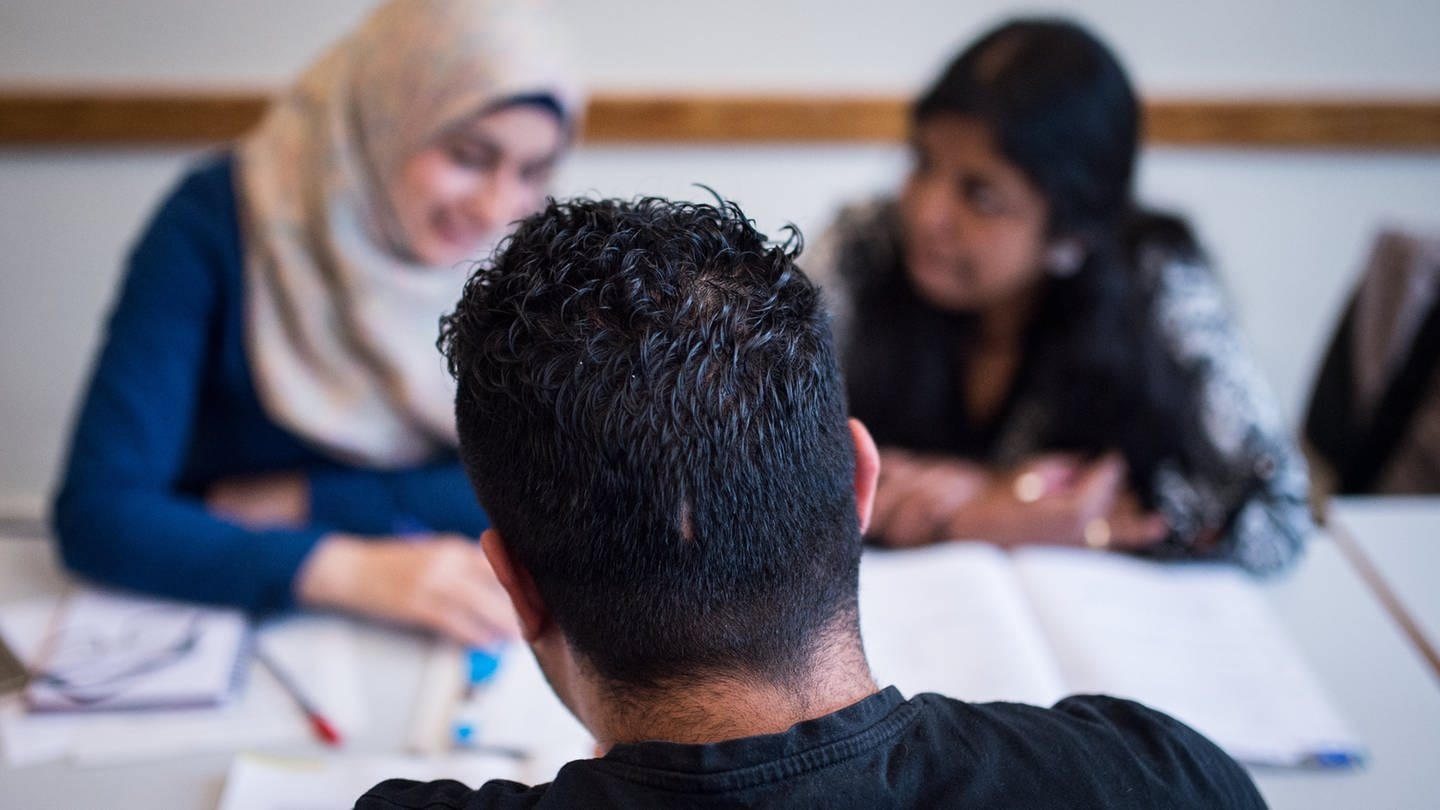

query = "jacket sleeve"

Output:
[[52, 167, 325, 614], [1144, 254, 1312, 574], [307, 460, 489, 537]]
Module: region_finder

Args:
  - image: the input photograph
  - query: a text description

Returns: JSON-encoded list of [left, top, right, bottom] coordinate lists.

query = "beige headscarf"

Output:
[[238, 0, 582, 467]]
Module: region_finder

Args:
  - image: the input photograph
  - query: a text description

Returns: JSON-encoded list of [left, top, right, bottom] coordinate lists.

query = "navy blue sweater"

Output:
[[53, 156, 487, 614]]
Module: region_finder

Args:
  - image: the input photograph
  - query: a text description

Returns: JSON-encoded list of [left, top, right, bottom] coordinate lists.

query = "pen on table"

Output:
[[452, 645, 512, 753], [1300, 748, 1366, 769], [253, 645, 343, 747], [464, 645, 502, 699], [452, 737, 529, 761]]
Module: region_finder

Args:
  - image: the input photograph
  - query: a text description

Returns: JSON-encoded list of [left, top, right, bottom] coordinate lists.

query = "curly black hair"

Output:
[[439, 195, 861, 693]]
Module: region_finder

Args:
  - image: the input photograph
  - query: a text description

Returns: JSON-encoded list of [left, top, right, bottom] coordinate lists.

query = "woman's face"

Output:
[[392, 104, 564, 267], [899, 114, 1052, 313]]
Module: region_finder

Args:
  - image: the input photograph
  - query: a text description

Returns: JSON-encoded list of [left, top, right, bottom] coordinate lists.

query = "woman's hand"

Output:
[[870, 449, 990, 547], [869, 448, 1168, 550], [957, 452, 1169, 550], [1102, 487, 1170, 550], [207, 473, 309, 529], [295, 533, 518, 646]]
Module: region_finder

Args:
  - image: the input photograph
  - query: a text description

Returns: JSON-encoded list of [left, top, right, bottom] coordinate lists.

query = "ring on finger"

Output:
[[1083, 517, 1112, 550], [1013, 471, 1045, 504]]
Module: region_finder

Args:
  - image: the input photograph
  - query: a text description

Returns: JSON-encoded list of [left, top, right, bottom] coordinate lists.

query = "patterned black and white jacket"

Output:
[[808, 198, 1311, 575]]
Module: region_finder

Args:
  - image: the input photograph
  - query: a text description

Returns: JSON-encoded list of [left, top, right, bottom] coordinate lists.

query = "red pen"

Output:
[[253, 645, 343, 747]]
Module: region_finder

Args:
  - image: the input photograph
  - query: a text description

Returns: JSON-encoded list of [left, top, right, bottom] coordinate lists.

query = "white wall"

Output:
[[3, 0, 1439, 511], [5, 0, 1440, 92]]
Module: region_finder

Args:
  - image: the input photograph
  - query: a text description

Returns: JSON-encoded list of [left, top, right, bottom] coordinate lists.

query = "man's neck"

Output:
[[585, 638, 879, 750]]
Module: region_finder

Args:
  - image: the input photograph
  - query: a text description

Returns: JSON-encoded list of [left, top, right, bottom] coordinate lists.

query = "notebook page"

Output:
[[859, 543, 1067, 707], [1012, 548, 1362, 766], [26, 589, 248, 712], [0, 595, 68, 765], [68, 614, 367, 764], [218, 752, 526, 810], [1, 607, 366, 767]]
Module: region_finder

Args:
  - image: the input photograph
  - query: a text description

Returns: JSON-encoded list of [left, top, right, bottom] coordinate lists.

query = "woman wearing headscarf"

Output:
[[809, 18, 1309, 573], [53, 0, 582, 643]]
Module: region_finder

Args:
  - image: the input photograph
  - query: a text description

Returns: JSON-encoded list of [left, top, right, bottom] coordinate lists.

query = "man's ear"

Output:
[[849, 418, 880, 535], [480, 529, 550, 642]]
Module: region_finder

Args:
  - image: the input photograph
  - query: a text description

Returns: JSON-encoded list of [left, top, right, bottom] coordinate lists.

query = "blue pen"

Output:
[[467, 646, 503, 689], [453, 645, 505, 749], [1301, 748, 1366, 769]]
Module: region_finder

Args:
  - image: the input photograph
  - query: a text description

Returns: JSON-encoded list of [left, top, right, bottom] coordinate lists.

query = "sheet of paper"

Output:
[[859, 543, 1068, 707], [1012, 548, 1364, 766], [217, 752, 526, 810], [27, 589, 249, 712], [407, 639, 467, 756], [81, 613, 366, 764], [0, 595, 68, 765], [0, 602, 366, 767]]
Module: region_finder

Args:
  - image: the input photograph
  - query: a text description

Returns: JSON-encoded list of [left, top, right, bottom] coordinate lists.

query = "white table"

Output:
[[4, 532, 1440, 808], [1249, 530, 1440, 808], [1330, 496, 1440, 671], [0, 537, 433, 809]]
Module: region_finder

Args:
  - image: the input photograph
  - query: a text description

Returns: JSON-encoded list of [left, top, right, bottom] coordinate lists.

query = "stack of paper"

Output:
[[26, 590, 249, 711], [0, 591, 365, 767]]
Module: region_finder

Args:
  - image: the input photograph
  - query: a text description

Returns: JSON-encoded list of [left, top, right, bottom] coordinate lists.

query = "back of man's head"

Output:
[[440, 196, 861, 695]]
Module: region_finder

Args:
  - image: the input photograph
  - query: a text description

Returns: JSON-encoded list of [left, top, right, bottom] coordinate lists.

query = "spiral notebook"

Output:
[[25, 589, 250, 712]]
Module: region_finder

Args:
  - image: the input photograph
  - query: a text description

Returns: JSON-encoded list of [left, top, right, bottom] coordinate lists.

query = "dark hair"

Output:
[[917, 19, 1138, 241], [490, 93, 567, 125], [849, 18, 1208, 506], [439, 196, 861, 693]]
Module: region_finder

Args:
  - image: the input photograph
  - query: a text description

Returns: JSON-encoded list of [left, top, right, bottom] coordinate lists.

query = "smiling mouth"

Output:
[[433, 213, 484, 248]]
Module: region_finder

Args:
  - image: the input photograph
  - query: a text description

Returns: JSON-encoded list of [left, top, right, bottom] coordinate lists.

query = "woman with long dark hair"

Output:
[[810, 18, 1308, 572]]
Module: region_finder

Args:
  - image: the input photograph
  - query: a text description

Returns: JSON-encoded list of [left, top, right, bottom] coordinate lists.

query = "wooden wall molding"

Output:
[[2, 90, 1439, 149]]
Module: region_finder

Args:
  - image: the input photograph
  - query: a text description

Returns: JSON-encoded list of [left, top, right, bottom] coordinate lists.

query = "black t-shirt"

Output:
[[356, 687, 1264, 809]]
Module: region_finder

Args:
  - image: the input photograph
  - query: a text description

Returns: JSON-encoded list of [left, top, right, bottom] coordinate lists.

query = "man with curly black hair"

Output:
[[358, 196, 1263, 808]]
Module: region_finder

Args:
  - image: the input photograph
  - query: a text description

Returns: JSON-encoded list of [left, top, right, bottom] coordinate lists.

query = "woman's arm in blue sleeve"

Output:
[[52, 164, 325, 614], [308, 459, 488, 536]]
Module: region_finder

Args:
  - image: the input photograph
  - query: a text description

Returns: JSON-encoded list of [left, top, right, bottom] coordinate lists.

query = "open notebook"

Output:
[[859, 543, 1364, 768], [25, 589, 249, 712], [218, 753, 526, 810]]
